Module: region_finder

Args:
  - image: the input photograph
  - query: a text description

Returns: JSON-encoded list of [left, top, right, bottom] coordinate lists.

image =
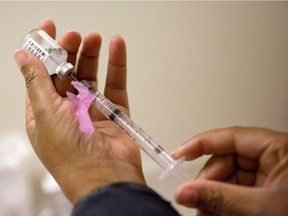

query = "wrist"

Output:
[[51, 160, 146, 204]]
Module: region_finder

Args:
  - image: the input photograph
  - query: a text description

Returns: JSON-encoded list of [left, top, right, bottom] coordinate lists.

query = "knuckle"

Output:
[[207, 186, 224, 214], [198, 185, 225, 214], [23, 65, 39, 89]]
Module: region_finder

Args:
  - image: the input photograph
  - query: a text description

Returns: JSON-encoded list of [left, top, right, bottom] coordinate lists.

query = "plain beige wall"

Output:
[[1, 1, 288, 215]]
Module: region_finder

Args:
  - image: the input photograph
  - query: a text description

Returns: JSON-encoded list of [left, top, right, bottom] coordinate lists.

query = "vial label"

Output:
[[23, 37, 49, 62]]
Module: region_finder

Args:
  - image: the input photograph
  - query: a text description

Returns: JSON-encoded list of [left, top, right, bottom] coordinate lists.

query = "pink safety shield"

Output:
[[66, 81, 95, 133]]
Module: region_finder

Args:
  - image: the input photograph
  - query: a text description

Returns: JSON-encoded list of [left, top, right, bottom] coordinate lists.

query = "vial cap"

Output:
[[58, 63, 75, 80]]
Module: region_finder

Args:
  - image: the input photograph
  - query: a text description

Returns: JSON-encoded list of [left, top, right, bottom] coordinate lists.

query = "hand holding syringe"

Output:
[[21, 28, 191, 182]]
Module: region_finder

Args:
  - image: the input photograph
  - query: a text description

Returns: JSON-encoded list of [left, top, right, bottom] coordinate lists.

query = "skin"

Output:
[[15, 20, 288, 216], [14, 20, 146, 205], [172, 126, 288, 216]]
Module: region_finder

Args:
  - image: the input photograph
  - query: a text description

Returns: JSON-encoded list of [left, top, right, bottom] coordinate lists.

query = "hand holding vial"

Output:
[[14, 20, 146, 205], [20, 22, 190, 182]]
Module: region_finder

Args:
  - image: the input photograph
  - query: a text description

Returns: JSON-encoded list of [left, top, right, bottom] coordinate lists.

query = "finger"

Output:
[[39, 19, 56, 39], [172, 127, 275, 161], [196, 155, 235, 181], [175, 180, 268, 216], [76, 32, 102, 87], [104, 35, 129, 110], [196, 155, 257, 186], [59, 31, 82, 66], [14, 49, 58, 120], [53, 31, 82, 96], [75, 32, 102, 121]]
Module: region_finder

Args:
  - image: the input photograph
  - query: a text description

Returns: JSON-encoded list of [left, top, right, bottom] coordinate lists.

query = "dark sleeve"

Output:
[[72, 182, 181, 216]]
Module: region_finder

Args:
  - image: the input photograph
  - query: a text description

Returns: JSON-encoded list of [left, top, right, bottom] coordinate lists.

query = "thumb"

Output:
[[14, 49, 57, 117], [175, 180, 267, 216]]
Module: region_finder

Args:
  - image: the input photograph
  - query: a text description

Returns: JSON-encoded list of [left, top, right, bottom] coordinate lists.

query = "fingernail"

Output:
[[171, 146, 184, 158], [171, 146, 182, 155], [14, 49, 29, 68], [170, 150, 176, 157], [179, 189, 198, 207]]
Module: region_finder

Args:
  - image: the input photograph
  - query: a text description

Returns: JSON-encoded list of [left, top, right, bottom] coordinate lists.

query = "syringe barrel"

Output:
[[91, 90, 177, 170]]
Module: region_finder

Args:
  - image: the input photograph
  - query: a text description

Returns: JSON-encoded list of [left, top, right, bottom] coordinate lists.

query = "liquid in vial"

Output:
[[20, 29, 74, 80]]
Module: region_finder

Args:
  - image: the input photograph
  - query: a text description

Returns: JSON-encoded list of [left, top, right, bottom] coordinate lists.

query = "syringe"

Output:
[[20, 28, 190, 182], [81, 80, 190, 182]]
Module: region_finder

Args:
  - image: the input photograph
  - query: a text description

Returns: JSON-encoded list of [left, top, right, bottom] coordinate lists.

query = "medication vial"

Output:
[[20, 29, 75, 80]]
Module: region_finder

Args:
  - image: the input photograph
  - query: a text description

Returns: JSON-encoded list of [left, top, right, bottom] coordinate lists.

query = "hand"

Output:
[[172, 127, 288, 216], [14, 20, 146, 205]]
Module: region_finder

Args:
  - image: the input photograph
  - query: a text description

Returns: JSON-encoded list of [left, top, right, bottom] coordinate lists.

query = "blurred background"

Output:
[[0, 1, 288, 215]]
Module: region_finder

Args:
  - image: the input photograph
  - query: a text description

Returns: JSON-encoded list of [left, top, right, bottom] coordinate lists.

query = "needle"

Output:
[[71, 74, 79, 82]]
